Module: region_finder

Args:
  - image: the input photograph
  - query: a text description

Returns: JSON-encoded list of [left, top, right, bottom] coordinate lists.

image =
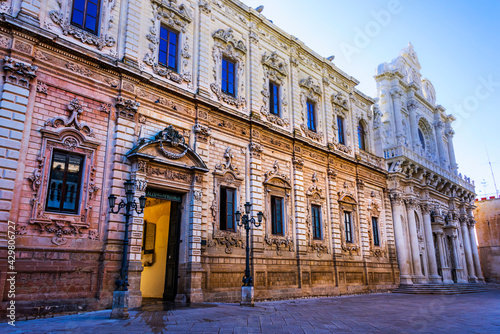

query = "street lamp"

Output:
[[108, 180, 146, 319], [235, 202, 263, 306]]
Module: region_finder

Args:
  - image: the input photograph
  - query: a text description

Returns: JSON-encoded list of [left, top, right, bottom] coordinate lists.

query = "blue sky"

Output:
[[244, 0, 500, 198]]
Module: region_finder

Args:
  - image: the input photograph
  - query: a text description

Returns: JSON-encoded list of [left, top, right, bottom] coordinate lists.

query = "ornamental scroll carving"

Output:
[[49, 0, 117, 50], [305, 173, 329, 257], [260, 51, 290, 127], [299, 76, 323, 141], [210, 28, 246, 110], [143, 0, 193, 86], [45, 98, 94, 137], [155, 125, 189, 159]]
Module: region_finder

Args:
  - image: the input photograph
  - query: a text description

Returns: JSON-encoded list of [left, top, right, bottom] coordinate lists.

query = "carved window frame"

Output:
[[143, 0, 193, 87], [331, 92, 353, 153], [29, 128, 100, 246], [49, 0, 117, 50], [299, 76, 323, 141], [210, 28, 247, 110], [263, 162, 293, 254], [260, 51, 289, 127], [306, 188, 329, 256], [367, 202, 386, 257], [338, 192, 360, 256]]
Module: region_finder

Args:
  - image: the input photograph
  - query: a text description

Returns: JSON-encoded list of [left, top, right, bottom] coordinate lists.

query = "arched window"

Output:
[[357, 121, 366, 151], [418, 128, 425, 150]]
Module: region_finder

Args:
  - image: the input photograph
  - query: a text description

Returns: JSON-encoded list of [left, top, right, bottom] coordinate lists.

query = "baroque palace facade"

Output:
[[0, 0, 477, 315]]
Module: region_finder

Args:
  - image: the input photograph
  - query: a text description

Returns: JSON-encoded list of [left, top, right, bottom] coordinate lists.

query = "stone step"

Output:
[[392, 283, 498, 295]]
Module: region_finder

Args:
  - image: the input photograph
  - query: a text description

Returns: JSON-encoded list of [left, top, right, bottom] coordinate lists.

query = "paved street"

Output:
[[6, 290, 500, 333]]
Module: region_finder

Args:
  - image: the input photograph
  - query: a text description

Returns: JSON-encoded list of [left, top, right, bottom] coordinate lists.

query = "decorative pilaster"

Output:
[[389, 193, 412, 284], [421, 204, 441, 283], [405, 198, 425, 283], [468, 217, 484, 282], [459, 216, 477, 282], [293, 150, 307, 254], [434, 120, 448, 168], [407, 99, 419, 149], [390, 88, 405, 145]]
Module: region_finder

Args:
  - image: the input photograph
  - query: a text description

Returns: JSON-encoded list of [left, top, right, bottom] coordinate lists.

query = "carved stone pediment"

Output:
[[264, 160, 291, 188], [262, 51, 288, 80], [212, 28, 247, 54], [299, 76, 321, 95], [332, 92, 349, 110], [151, 0, 193, 30], [127, 125, 208, 172], [45, 98, 94, 137], [306, 173, 324, 198]]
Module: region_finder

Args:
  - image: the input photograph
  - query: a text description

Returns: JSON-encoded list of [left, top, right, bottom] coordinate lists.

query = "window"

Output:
[[344, 211, 353, 243], [418, 129, 425, 150], [337, 116, 345, 145], [46, 151, 84, 214], [159, 26, 178, 71], [71, 0, 101, 35], [307, 100, 316, 132], [311, 204, 322, 240], [271, 196, 284, 235], [222, 58, 236, 96], [269, 82, 280, 116], [220, 187, 236, 231], [357, 121, 366, 150], [372, 217, 380, 246]]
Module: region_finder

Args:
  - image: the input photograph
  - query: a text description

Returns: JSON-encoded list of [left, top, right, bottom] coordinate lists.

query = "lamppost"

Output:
[[108, 180, 146, 319], [235, 202, 263, 306]]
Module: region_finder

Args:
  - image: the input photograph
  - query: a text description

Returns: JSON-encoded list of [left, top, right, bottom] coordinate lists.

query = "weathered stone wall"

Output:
[[474, 198, 500, 283]]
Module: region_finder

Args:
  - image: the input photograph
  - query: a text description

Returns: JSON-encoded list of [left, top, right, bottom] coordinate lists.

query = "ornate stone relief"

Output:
[[143, 0, 193, 86], [299, 76, 323, 141], [209, 146, 244, 254], [259, 52, 290, 127], [49, 0, 116, 50], [248, 142, 262, 158], [155, 125, 189, 159], [193, 123, 211, 143], [305, 173, 328, 257], [210, 28, 246, 110], [115, 95, 140, 119], [3, 56, 37, 88], [45, 98, 94, 137]]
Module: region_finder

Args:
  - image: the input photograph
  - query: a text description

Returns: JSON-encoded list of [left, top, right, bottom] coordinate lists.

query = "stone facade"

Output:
[[0, 0, 477, 317], [374, 44, 480, 285], [474, 197, 500, 283]]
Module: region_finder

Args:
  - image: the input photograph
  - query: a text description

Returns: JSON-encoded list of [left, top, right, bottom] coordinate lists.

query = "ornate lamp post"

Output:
[[235, 202, 263, 306], [108, 180, 146, 319]]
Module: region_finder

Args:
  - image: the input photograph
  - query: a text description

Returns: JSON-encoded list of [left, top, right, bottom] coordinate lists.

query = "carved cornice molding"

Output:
[[3, 56, 37, 88]]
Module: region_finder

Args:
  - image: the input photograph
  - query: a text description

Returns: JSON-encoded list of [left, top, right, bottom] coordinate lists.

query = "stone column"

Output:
[[468, 219, 484, 282], [434, 120, 448, 167], [435, 231, 450, 283], [405, 199, 425, 283], [407, 99, 419, 149], [460, 217, 477, 282], [390, 88, 405, 146], [422, 205, 441, 283], [390, 193, 412, 284], [445, 129, 458, 174]]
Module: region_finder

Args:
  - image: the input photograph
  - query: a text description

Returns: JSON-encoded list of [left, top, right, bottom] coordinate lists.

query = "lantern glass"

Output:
[[139, 196, 147, 209], [244, 202, 252, 214], [108, 194, 116, 209], [257, 211, 263, 223], [235, 211, 241, 222], [124, 180, 134, 193]]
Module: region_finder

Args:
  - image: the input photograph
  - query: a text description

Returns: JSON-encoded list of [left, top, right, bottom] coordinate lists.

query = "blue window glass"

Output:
[[269, 82, 280, 116], [307, 101, 316, 132], [372, 217, 380, 246], [338, 116, 345, 145], [222, 58, 236, 96], [357, 121, 366, 150], [345, 212, 353, 243], [271, 196, 284, 235], [159, 26, 178, 71], [418, 129, 426, 150], [71, 0, 100, 35], [220, 187, 236, 231], [312, 204, 322, 239]]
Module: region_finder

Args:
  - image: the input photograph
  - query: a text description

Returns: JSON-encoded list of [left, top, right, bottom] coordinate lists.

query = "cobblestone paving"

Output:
[[6, 290, 500, 333]]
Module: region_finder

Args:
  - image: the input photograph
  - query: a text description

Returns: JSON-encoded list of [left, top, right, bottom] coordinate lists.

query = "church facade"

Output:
[[0, 0, 476, 316], [374, 45, 480, 284]]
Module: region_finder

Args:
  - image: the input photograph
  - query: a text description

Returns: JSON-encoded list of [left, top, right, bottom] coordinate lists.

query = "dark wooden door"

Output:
[[163, 201, 181, 300]]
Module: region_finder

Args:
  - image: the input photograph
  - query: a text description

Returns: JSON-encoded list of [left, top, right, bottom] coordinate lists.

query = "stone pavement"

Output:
[[5, 290, 500, 333]]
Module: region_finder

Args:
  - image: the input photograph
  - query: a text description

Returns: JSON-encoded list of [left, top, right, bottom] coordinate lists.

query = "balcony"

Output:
[[383, 145, 474, 192]]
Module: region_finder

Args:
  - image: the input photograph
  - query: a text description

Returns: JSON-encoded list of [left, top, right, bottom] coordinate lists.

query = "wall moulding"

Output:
[[260, 51, 290, 127], [48, 0, 117, 51]]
